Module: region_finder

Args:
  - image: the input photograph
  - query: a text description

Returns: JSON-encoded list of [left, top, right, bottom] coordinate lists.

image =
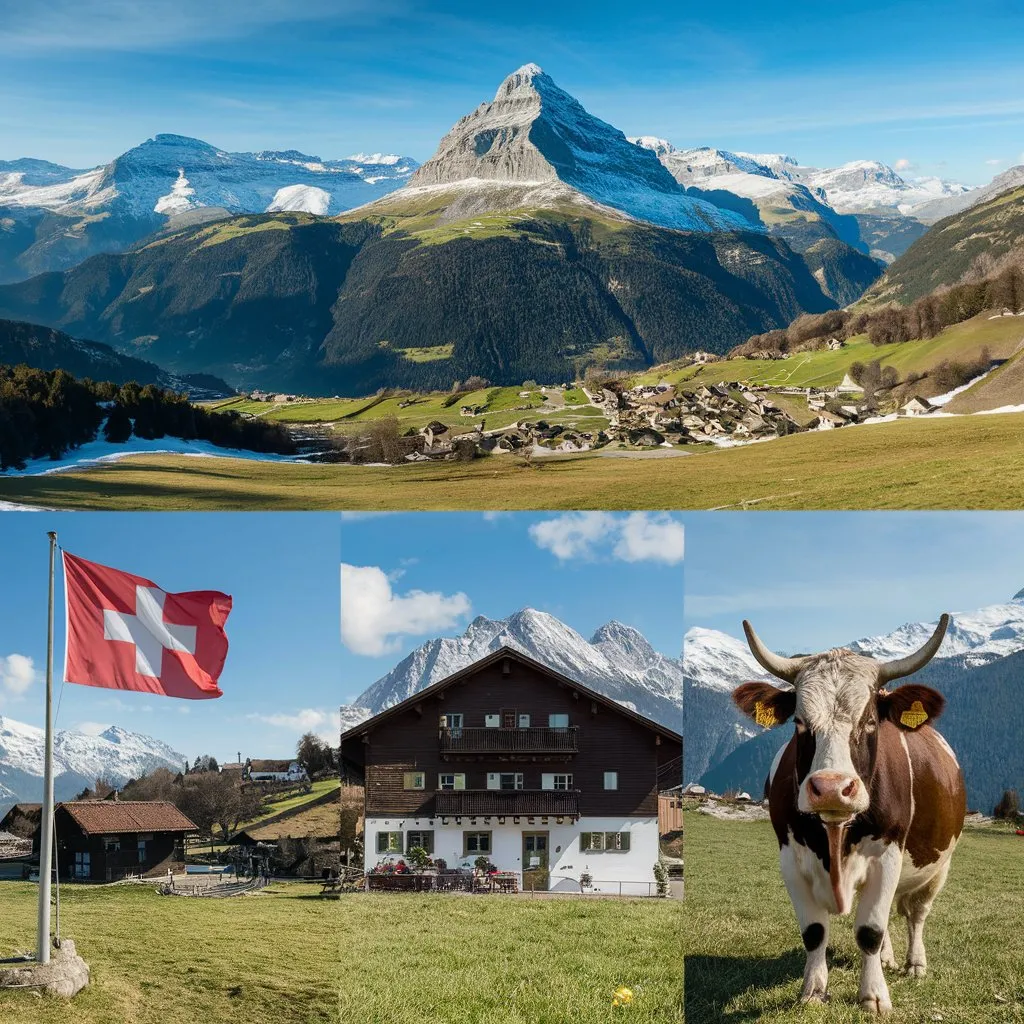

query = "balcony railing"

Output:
[[435, 789, 581, 817], [440, 726, 579, 754]]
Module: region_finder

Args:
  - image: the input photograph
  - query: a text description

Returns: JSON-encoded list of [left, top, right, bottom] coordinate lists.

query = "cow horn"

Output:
[[877, 613, 950, 685], [742, 620, 805, 683]]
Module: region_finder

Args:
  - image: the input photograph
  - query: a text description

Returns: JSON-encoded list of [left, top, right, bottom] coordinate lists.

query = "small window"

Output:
[[484, 714, 501, 728], [137, 838, 148, 861], [73, 851, 90, 878], [441, 713, 464, 737], [548, 713, 569, 728], [463, 831, 492, 855], [606, 831, 631, 852], [580, 831, 603, 852], [604, 771, 619, 790], [406, 830, 434, 854], [376, 831, 403, 854], [438, 773, 466, 790], [518, 714, 531, 728], [403, 771, 425, 790], [580, 831, 630, 852], [488, 772, 524, 790], [541, 773, 573, 791]]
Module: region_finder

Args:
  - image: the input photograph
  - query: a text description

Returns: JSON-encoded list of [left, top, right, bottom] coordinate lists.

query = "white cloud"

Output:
[[340, 564, 471, 656], [248, 708, 341, 743], [528, 512, 685, 565], [1, 653, 38, 696], [614, 513, 686, 565], [985, 158, 1004, 166], [894, 157, 913, 171]]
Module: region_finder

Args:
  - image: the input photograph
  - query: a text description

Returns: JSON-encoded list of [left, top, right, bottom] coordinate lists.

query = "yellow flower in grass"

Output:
[[612, 986, 634, 1007]]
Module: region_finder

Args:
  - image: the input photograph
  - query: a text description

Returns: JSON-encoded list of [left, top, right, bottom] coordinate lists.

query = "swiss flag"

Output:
[[63, 552, 232, 700]]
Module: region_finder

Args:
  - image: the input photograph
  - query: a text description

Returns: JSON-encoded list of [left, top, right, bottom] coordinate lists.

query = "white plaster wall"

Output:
[[364, 815, 660, 895]]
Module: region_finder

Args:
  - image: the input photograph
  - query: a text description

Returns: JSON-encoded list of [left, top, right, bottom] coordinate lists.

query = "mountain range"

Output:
[[0, 716, 185, 815], [686, 590, 1024, 814], [0, 65, 878, 394], [0, 137, 417, 283], [340, 607, 683, 734]]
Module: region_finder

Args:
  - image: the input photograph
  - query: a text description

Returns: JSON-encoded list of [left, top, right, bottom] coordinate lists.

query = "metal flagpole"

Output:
[[37, 530, 57, 965]]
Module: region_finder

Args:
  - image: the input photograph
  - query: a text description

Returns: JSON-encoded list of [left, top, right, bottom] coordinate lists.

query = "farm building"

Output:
[[900, 396, 936, 417], [340, 646, 682, 895], [246, 759, 308, 783], [34, 801, 198, 882]]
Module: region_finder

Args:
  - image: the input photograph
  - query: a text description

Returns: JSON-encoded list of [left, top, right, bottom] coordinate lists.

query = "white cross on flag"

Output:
[[63, 552, 232, 699]]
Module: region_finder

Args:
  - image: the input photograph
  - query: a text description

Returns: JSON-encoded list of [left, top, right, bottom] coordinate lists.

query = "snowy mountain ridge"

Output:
[[0, 134, 418, 218], [340, 607, 683, 733], [0, 716, 184, 808]]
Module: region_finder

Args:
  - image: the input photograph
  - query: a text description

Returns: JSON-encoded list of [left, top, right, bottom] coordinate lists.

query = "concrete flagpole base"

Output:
[[0, 938, 90, 998]]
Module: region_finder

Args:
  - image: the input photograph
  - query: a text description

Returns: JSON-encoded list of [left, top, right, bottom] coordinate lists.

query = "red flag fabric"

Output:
[[63, 551, 231, 700]]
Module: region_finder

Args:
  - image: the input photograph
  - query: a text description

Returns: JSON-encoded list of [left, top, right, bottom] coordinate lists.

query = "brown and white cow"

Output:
[[732, 614, 966, 1015]]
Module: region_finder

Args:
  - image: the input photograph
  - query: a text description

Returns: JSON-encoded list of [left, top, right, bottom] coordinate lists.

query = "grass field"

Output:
[[0, 883, 681, 1024], [682, 812, 1024, 1023], [2, 410, 1022, 510], [232, 780, 340, 833], [634, 313, 1024, 393]]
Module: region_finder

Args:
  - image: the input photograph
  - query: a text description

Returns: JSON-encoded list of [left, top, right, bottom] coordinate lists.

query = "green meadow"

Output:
[[2, 409, 1022, 511], [682, 811, 1024, 1023], [0, 883, 681, 1024]]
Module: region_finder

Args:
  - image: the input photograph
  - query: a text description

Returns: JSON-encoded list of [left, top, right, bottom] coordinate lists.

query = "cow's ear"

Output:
[[878, 684, 946, 731], [733, 682, 796, 728]]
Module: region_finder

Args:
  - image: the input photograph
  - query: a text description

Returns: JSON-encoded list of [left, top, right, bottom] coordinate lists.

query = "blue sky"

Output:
[[680, 512, 1024, 652], [0, 513, 341, 762], [339, 512, 685, 700], [2, 1, 1021, 184]]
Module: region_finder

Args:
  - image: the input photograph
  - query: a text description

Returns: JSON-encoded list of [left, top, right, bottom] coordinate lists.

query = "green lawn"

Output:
[[2, 410, 1022, 510], [233, 780, 340, 832], [682, 812, 1024, 1023], [633, 312, 1024, 392], [0, 883, 681, 1024]]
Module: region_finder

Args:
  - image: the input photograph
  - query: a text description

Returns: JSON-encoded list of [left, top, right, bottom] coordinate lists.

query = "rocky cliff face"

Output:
[[406, 64, 751, 233]]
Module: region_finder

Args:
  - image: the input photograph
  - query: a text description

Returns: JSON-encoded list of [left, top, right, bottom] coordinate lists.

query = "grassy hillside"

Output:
[[0, 883, 681, 1024], [634, 311, 1024, 392], [863, 184, 1024, 307], [2, 409, 1022, 510], [683, 811, 1024, 1022], [0, 204, 842, 396], [947, 346, 1024, 413]]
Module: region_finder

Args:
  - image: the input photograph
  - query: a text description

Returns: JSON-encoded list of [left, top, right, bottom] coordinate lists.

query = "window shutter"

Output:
[[455, 774, 466, 791], [518, 714, 530, 727], [541, 773, 555, 791], [485, 714, 500, 728], [487, 773, 500, 790]]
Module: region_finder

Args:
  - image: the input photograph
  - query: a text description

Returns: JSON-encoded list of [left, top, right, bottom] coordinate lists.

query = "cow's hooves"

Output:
[[799, 991, 828, 1005], [859, 995, 893, 1015], [904, 963, 927, 978], [881, 957, 898, 971]]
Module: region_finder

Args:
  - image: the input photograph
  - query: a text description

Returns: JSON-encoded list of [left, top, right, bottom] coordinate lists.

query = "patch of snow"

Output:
[[929, 368, 994, 407], [266, 184, 331, 215], [153, 168, 200, 215]]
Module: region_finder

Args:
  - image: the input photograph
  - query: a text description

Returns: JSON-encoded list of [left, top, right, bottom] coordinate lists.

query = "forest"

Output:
[[0, 365, 295, 471]]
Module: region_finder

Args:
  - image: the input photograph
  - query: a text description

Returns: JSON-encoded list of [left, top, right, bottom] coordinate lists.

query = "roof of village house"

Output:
[[340, 645, 682, 748], [58, 801, 198, 835], [248, 759, 299, 773]]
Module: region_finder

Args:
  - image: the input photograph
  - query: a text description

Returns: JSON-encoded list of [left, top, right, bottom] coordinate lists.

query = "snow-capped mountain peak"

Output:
[[402, 64, 753, 233], [342, 608, 683, 732], [0, 716, 185, 809]]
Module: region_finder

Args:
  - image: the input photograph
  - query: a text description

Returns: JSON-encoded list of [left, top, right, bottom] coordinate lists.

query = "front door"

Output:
[[522, 831, 549, 891]]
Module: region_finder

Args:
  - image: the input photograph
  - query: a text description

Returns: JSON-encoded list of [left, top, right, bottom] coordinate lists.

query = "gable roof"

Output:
[[340, 645, 681, 747], [248, 759, 299, 773], [57, 801, 198, 835]]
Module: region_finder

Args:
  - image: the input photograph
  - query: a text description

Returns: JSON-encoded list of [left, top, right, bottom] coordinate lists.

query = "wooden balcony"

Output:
[[439, 726, 579, 754], [435, 789, 580, 817]]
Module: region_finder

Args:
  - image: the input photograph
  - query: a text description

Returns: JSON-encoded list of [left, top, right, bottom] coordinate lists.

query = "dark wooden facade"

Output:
[[35, 802, 198, 882], [341, 648, 682, 820]]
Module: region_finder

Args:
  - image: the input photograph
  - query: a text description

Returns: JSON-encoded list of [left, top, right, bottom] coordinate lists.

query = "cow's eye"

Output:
[[864, 719, 877, 734]]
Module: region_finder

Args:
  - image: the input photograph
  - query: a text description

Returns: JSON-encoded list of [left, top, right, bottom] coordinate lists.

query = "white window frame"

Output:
[[484, 714, 501, 728], [487, 772, 524, 791], [541, 773, 573, 791], [438, 773, 466, 790]]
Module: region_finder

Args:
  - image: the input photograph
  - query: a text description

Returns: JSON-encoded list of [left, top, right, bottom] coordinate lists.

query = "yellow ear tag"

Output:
[[900, 701, 929, 729], [754, 700, 778, 728]]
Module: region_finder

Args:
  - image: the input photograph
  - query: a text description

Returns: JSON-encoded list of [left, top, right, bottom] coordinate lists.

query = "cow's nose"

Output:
[[806, 771, 860, 811]]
